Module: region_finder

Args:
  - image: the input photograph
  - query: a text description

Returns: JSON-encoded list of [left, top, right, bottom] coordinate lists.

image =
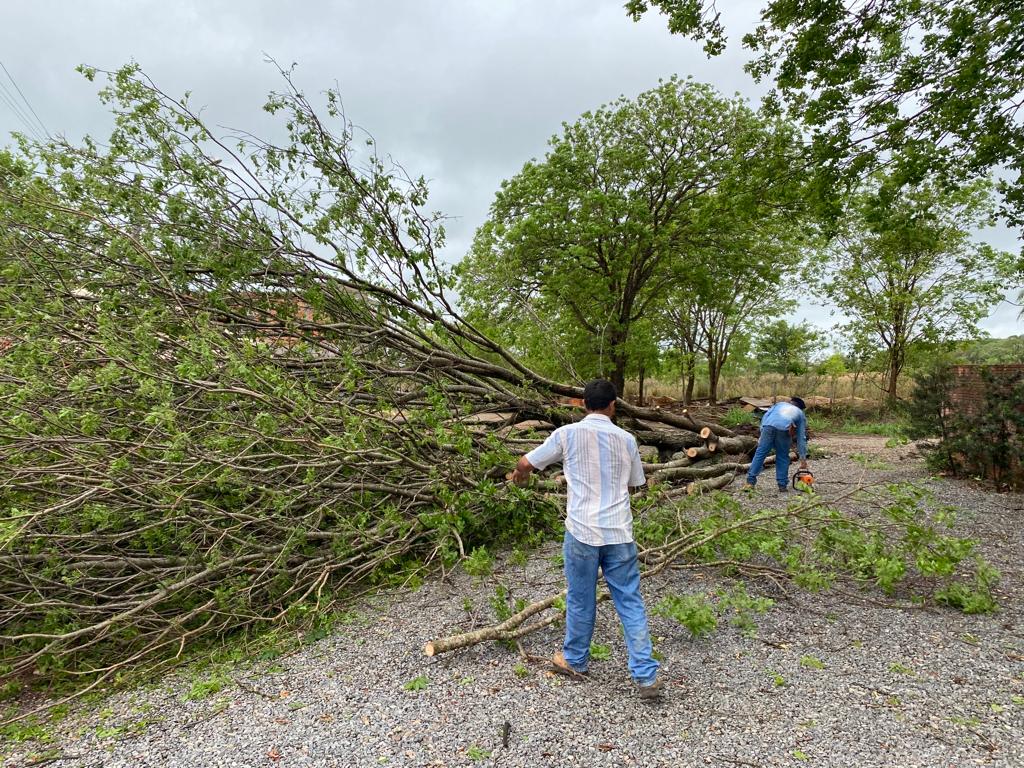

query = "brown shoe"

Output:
[[638, 677, 664, 701], [550, 651, 588, 678]]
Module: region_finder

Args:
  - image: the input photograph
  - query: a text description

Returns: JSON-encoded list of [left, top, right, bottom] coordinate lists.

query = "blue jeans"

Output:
[[562, 531, 659, 684], [746, 425, 792, 489]]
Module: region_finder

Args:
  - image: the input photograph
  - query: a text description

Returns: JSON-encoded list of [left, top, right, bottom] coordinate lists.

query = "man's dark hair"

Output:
[[790, 396, 806, 411], [583, 379, 617, 411]]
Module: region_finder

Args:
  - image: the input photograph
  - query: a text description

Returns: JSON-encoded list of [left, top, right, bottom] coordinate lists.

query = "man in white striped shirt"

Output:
[[510, 379, 662, 700]]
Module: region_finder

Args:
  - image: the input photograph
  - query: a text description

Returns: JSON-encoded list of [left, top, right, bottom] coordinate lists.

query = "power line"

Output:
[[0, 61, 49, 140], [0, 84, 42, 141]]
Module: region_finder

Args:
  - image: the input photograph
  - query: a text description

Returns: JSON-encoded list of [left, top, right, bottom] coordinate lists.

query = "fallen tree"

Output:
[[0, 66, 760, 717]]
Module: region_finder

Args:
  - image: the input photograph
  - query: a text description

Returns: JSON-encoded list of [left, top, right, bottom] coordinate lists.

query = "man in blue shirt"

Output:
[[744, 396, 808, 492]]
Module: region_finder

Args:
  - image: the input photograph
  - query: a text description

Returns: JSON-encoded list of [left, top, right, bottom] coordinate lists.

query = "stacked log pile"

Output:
[[496, 412, 761, 495]]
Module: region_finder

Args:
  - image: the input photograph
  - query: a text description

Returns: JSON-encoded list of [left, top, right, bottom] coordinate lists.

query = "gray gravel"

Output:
[[5, 436, 1023, 768]]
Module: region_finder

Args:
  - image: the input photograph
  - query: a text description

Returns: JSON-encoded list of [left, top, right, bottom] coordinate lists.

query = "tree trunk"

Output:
[[714, 435, 758, 454], [886, 357, 901, 404], [707, 357, 721, 405], [610, 364, 626, 398], [652, 462, 745, 483], [638, 366, 646, 407], [679, 346, 696, 406], [683, 370, 695, 405], [686, 472, 736, 495], [630, 429, 706, 451], [608, 321, 631, 397]]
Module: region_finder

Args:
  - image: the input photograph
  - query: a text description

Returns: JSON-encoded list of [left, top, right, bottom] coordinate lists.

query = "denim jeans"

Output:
[[562, 530, 660, 684], [746, 425, 792, 489]]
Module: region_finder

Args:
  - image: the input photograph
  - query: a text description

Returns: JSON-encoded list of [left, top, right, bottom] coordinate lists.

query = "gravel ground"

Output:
[[5, 436, 1024, 768]]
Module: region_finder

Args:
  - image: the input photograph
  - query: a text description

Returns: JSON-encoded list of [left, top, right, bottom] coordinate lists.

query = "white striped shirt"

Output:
[[525, 414, 646, 546]]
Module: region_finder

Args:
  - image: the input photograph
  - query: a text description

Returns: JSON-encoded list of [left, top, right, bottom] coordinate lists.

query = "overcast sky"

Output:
[[1, 0, 1020, 338]]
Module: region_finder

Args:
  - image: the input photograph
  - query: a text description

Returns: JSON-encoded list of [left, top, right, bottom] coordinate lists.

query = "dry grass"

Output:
[[630, 372, 910, 407]]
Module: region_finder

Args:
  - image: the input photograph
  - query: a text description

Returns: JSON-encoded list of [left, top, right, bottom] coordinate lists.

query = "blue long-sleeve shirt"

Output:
[[760, 402, 807, 459]]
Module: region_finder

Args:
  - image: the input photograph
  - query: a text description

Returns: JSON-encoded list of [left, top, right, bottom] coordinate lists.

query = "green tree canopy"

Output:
[[754, 319, 823, 380], [655, 211, 807, 403], [458, 76, 806, 393], [816, 178, 1013, 402], [628, 1, 1024, 248]]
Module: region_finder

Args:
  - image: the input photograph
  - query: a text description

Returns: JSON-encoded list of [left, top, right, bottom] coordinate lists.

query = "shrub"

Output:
[[910, 364, 1024, 490], [721, 407, 758, 428]]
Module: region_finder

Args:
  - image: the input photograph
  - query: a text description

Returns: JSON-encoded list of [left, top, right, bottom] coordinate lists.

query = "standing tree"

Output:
[[458, 76, 804, 393], [655, 205, 809, 405], [684, 206, 809, 403], [754, 319, 823, 388], [817, 179, 1013, 403], [657, 290, 704, 404], [816, 352, 848, 405]]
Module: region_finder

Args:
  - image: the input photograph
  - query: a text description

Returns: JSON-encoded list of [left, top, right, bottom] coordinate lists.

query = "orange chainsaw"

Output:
[[791, 468, 815, 492]]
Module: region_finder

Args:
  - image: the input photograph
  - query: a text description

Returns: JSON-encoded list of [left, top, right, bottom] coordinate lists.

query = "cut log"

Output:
[[680, 453, 784, 494], [615, 402, 736, 438], [714, 435, 758, 454], [686, 472, 736, 495], [509, 419, 555, 432], [685, 446, 711, 461], [679, 408, 736, 439], [641, 456, 693, 473], [652, 462, 744, 483], [631, 429, 705, 451]]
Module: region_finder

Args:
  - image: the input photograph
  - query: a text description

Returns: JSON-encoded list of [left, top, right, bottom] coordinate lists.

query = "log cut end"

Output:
[[423, 642, 436, 657]]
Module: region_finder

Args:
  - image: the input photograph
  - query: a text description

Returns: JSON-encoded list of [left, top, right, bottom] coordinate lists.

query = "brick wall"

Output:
[[949, 364, 1024, 416], [947, 364, 1024, 489]]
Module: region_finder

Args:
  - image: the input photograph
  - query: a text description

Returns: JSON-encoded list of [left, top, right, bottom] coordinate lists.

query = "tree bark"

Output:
[[686, 472, 736, 495], [713, 435, 758, 454], [630, 429, 705, 451], [652, 462, 744, 483], [616, 403, 737, 438], [707, 357, 722, 405]]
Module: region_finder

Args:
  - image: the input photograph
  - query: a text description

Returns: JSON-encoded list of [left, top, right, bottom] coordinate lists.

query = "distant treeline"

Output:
[[952, 335, 1024, 365]]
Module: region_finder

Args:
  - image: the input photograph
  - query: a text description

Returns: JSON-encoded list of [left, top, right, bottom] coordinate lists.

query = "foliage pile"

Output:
[[426, 484, 999, 655]]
